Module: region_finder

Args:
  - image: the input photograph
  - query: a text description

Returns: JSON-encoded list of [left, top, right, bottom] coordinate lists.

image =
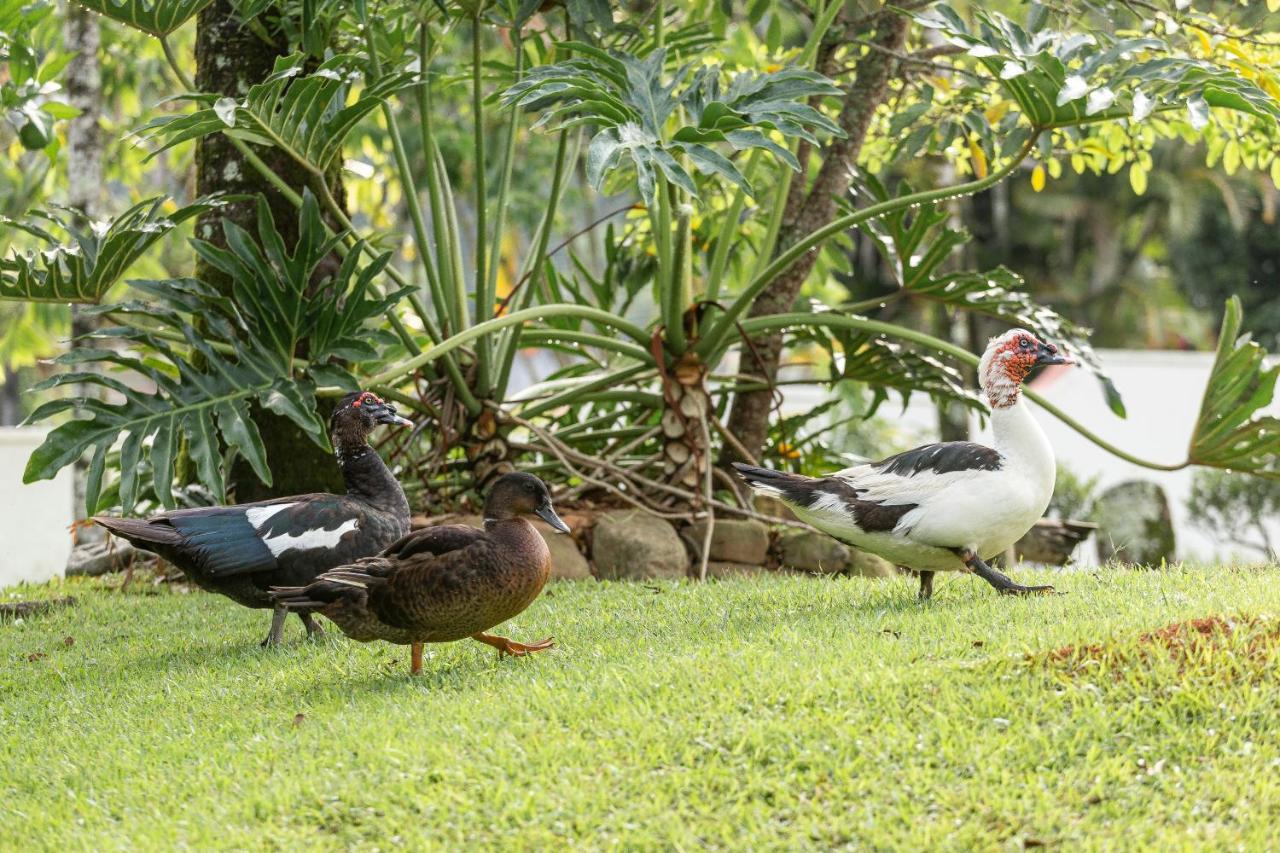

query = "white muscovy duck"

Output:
[[733, 329, 1071, 598]]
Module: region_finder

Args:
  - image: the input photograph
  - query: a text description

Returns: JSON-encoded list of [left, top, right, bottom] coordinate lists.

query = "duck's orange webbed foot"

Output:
[[471, 632, 555, 658]]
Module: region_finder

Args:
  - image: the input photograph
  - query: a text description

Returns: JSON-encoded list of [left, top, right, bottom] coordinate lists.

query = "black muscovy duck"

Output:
[[94, 391, 414, 645], [270, 472, 569, 675]]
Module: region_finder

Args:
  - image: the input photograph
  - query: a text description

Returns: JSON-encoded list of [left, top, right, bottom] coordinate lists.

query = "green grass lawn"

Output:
[[4, 565, 1280, 849]]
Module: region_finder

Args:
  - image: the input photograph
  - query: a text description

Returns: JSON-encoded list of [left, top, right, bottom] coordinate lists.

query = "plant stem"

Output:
[[354, 305, 651, 394], [665, 199, 691, 353], [365, 23, 449, 337], [705, 151, 760, 305], [494, 126, 573, 395], [417, 25, 458, 332], [517, 329, 650, 362], [470, 15, 489, 395], [479, 29, 523, 397]]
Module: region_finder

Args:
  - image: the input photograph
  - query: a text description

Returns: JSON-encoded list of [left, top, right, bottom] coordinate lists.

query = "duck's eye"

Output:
[[1019, 338, 1032, 350]]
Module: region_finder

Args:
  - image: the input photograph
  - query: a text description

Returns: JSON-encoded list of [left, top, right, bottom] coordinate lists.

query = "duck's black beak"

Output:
[[374, 403, 414, 427], [1035, 341, 1072, 366], [536, 501, 571, 534]]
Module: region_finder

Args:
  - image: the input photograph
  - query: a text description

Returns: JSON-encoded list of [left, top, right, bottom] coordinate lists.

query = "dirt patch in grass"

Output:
[[1031, 614, 1280, 682]]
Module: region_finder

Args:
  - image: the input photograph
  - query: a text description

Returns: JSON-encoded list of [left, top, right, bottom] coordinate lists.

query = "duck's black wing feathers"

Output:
[[94, 494, 386, 581], [872, 442, 1003, 477]]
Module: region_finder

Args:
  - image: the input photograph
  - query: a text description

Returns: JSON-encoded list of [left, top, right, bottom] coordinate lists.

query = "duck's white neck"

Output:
[[990, 398, 1055, 492]]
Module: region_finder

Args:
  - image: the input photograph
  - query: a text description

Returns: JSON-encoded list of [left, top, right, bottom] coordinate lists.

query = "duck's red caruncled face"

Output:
[[995, 332, 1055, 382]]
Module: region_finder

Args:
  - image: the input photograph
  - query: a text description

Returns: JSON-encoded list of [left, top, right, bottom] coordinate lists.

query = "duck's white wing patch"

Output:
[[245, 502, 298, 529], [260, 518, 360, 557]]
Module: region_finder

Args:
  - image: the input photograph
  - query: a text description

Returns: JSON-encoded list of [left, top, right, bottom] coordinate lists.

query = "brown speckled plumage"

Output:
[[271, 472, 567, 671]]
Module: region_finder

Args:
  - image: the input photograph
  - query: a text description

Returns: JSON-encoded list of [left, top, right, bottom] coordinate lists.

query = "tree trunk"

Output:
[[195, 2, 344, 502], [63, 2, 103, 528], [659, 352, 711, 498], [722, 13, 908, 465]]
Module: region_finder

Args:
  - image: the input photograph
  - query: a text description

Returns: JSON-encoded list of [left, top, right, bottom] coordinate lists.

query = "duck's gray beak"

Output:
[[536, 502, 571, 534], [374, 404, 414, 427], [1035, 341, 1072, 366]]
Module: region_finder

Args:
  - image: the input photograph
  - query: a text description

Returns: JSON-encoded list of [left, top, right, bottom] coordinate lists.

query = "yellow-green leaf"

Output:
[[1129, 163, 1148, 195], [969, 140, 988, 178], [1223, 140, 1241, 175], [1031, 164, 1046, 192]]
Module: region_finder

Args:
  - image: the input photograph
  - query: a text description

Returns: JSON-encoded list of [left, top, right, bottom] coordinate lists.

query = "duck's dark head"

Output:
[[484, 472, 570, 533], [330, 391, 413, 449], [978, 329, 1073, 408]]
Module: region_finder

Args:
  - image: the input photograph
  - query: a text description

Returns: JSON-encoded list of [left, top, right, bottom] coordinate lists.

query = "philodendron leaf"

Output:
[[140, 53, 412, 173], [0, 197, 220, 303], [1187, 297, 1280, 479], [22, 190, 404, 515], [504, 46, 841, 205], [74, 0, 213, 37]]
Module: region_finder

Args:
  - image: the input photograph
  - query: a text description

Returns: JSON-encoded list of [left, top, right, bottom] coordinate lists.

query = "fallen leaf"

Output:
[[27, 652, 45, 662], [972, 640, 985, 648], [62, 636, 75, 647]]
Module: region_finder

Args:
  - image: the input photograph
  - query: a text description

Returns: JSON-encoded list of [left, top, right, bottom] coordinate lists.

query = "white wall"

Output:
[[0, 427, 73, 588]]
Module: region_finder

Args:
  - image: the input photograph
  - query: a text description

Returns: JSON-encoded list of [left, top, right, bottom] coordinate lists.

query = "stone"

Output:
[[1015, 518, 1098, 565], [417, 514, 591, 580], [531, 519, 593, 580], [1093, 480, 1177, 566], [66, 541, 143, 577], [688, 519, 769, 565], [702, 561, 769, 579], [592, 509, 689, 580], [846, 548, 897, 578], [752, 494, 796, 522], [776, 530, 848, 574]]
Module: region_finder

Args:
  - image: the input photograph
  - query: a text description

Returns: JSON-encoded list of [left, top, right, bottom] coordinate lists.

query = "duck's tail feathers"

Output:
[[269, 568, 380, 611], [92, 516, 182, 547], [268, 588, 325, 611], [730, 462, 815, 505]]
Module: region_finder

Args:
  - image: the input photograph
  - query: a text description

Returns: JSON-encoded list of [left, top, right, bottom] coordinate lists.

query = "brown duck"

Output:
[[270, 472, 569, 674]]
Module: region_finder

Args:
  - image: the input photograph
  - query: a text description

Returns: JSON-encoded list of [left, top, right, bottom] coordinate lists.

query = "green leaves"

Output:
[[854, 176, 1125, 416], [187, 191, 408, 368], [917, 4, 1280, 130], [74, 0, 214, 38], [1187, 297, 1280, 478], [23, 191, 407, 514], [140, 53, 413, 174], [503, 46, 842, 207], [0, 197, 216, 303]]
